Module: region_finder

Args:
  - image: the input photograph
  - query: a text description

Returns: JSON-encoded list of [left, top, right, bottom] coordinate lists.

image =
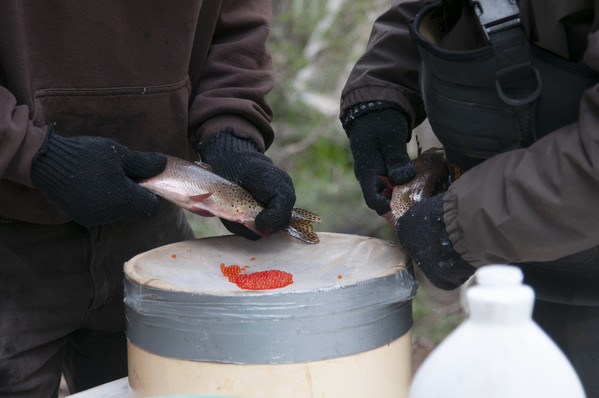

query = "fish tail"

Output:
[[292, 208, 322, 223], [286, 208, 322, 244]]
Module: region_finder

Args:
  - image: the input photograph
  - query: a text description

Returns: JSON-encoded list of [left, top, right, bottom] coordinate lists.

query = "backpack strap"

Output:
[[469, 0, 542, 106]]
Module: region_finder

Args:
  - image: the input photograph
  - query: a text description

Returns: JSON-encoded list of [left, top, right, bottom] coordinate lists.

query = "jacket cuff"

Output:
[[340, 85, 425, 129], [196, 115, 267, 152], [4, 122, 47, 188], [341, 100, 401, 133], [198, 127, 263, 159], [443, 187, 484, 267]]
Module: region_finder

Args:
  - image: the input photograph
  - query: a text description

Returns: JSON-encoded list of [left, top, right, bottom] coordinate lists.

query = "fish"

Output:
[[139, 155, 322, 244], [379, 146, 450, 227]]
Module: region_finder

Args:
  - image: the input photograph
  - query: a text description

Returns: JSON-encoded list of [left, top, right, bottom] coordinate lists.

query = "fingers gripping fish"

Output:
[[380, 146, 450, 227], [139, 155, 321, 244]]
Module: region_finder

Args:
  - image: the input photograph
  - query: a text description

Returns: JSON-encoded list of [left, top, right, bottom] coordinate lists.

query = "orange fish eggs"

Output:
[[220, 263, 293, 290]]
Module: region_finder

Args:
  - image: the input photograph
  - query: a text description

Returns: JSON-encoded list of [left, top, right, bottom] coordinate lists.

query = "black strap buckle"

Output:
[[469, 0, 521, 41]]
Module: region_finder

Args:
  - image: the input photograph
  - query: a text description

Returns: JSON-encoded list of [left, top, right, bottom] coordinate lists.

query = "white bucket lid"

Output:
[[124, 232, 417, 364], [125, 232, 410, 294]]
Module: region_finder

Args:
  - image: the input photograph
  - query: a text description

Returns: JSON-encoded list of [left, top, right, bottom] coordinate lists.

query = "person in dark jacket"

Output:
[[341, 0, 599, 394], [0, 2, 295, 397]]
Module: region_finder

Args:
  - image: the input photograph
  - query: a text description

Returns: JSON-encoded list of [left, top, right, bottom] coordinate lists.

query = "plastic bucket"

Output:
[[124, 232, 417, 397]]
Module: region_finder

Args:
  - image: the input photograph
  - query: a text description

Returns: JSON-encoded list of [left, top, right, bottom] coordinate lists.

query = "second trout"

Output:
[[380, 147, 450, 227]]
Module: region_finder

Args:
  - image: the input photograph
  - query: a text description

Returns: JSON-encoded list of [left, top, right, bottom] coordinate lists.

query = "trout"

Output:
[[380, 147, 450, 227], [139, 155, 322, 244]]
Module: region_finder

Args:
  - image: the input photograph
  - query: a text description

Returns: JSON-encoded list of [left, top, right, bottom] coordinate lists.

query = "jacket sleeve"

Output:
[[339, 0, 430, 128], [444, 32, 599, 266], [189, 0, 275, 151], [0, 86, 46, 187]]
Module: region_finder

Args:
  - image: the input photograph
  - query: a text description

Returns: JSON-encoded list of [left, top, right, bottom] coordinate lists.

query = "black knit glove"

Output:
[[343, 102, 415, 215], [396, 194, 476, 290], [198, 128, 296, 240], [31, 126, 167, 226]]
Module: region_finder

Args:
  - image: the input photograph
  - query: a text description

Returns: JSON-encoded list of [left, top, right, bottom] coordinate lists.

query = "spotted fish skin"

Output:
[[380, 147, 450, 227], [139, 155, 321, 244]]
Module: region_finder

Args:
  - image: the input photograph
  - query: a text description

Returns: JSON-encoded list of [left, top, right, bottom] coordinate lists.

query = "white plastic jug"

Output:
[[409, 264, 586, 398]]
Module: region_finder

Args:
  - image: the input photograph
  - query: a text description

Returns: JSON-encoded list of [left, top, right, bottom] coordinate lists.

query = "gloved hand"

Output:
[[343, 102, 415, 215], [31, 125, 167, 226], [198, 128, 296, 240], [396, 194, 476, 290]]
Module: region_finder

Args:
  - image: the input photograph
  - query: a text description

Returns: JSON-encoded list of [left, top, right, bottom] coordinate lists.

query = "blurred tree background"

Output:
[[186, 0, 465, 370]]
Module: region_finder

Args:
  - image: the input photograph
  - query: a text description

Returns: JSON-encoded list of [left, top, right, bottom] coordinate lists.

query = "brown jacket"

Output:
[[341, 0, 599, 266], [0, 0, 275, 224]]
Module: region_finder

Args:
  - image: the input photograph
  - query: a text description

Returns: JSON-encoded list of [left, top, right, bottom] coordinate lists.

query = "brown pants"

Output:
[[0, 202, 195, 397]]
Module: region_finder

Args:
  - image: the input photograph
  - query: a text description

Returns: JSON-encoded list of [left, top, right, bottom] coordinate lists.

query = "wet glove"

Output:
[[396, 194, 476, 290], [198, 128, 296, 240], [343, 102, 416, 215], [31, 126, 167, 226]]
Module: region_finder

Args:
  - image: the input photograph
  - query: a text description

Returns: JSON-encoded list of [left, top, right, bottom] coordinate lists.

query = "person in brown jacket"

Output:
[[341, 0, 599, 394], [0, 2, 295, 397]]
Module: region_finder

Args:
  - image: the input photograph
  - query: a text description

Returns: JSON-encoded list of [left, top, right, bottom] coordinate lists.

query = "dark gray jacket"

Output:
[[341, 0, 599, 267]]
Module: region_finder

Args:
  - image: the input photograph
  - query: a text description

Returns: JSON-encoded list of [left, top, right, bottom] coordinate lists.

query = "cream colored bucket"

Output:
[[124, 232, 417, 398]]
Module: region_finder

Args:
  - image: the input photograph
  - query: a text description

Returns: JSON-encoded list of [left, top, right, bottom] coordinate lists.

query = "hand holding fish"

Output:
[[140, 129, 321, 244], [342, 102, 472, 288], [385, 145, 474, 290], [198, 129, 297, 240], [380, 146, 450, 226], [345, 106, 416, 215], [31, 126, 167, 226]]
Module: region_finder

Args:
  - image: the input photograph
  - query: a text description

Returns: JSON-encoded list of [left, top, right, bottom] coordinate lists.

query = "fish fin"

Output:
[[189, 192, 213, 202], [191, 209, 216, 217], [188, 193, 214, 217], [291, 208, 322, 223], [194, 161, 214, 172], [380, 210, 397, 228], [377, 175, 394, 188], [415, 135, 422, 155], [286, 209, 322, 244]]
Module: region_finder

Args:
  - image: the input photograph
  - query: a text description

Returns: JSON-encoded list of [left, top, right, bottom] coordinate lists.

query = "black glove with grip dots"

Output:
[[396, 193, 476, 290], [31, 125, 167, 226]]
